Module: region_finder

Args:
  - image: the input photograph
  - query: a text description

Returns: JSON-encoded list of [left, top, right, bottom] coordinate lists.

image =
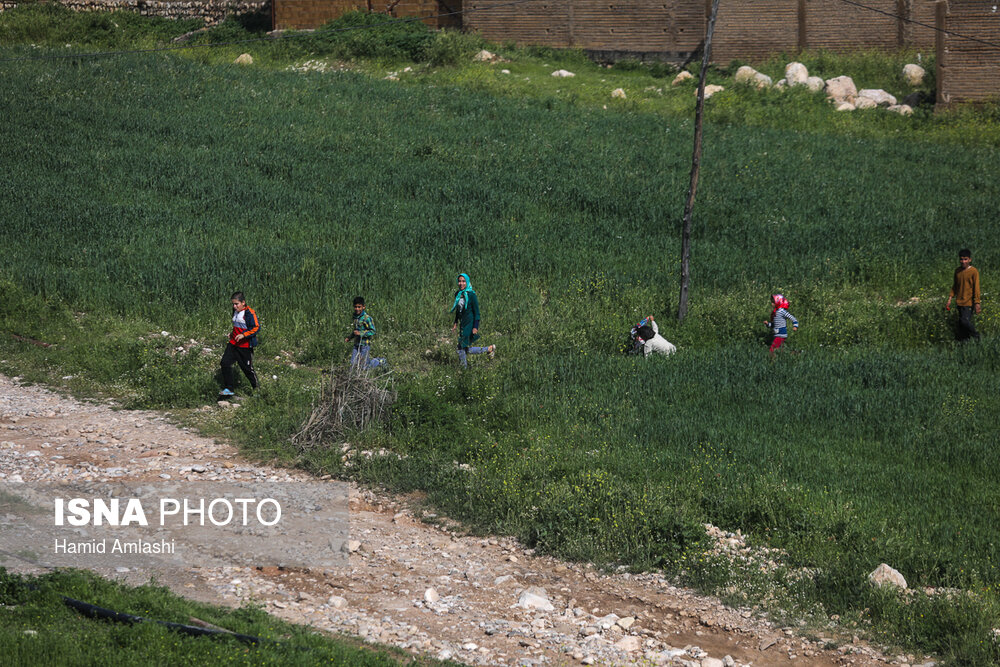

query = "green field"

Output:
[[0, 568, 447, 665], [2, 6, 1000, 663]]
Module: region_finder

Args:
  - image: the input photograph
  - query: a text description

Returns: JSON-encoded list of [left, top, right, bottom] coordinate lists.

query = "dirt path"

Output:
[[0, 375, 923, 666]]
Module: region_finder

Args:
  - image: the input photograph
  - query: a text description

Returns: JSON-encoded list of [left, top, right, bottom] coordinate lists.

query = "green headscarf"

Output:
[[450, 273, 475, 313]]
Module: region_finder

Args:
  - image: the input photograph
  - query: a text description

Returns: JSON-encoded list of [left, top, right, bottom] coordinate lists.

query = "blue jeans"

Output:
[[351, 345, 385, 369], [457, 345, 489, 368]]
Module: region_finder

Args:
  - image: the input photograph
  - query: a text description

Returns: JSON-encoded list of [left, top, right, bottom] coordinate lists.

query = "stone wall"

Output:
[[1, 0, 268, 25], [936, 0, 1000, 106]]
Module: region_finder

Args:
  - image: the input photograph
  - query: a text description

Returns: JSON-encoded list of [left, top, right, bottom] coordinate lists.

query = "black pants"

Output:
[[957, 306, 981, 342], [221, 344, 258, 389]]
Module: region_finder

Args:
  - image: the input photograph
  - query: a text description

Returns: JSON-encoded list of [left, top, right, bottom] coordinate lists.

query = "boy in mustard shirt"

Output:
[[946, 248, 982, 342]]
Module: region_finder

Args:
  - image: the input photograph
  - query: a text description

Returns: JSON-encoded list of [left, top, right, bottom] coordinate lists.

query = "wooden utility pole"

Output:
[[677, 0, 721, 323]]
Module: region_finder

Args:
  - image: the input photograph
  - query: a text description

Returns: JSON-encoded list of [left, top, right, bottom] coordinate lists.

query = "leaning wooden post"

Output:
[[677, 0, 721, 323]]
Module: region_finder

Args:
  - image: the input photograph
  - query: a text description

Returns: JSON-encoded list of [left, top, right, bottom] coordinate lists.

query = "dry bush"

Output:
[[292, 364, 396, 452]]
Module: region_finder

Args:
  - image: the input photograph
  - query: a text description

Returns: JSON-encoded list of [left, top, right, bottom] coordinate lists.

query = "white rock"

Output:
[[424, 587, 440, 603], [806, 76, 825, 92], [703, 84, 725, 99], [857, 88, 897, 107], [775, 78, 787, 88], [617, 616, 635, 630], [903, 63, 926, 87], [596, 613, 620, 629], [869, 563, 908, 589], [611, 88, 626, 99], [835, 102, 856, 111], [723, 656, 736, 667], [825, 75, 857, 103], [342, 539, 361, 553], [234, 53, 253, 66], [672, 71, 694, 86], [551, 69, 575, 78], [328, 595, 347, 608], [473, 49, 496, 62], [753, 72, 773, 88], [734, 65, 759, 84], [854, 96, 877, 109], [888, 104, 914, 116], [494, 574, 516, 585], [615, 635, 642, 652], [501, 69, 510, 74], [701, 659, 725, 667], [516, 591, 554, 611], [785, 61, 808, 85]]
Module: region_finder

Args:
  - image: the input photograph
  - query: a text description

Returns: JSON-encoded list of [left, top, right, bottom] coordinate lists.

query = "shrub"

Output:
[[315, 11, 432, 61], [421, 29, 483, 67]]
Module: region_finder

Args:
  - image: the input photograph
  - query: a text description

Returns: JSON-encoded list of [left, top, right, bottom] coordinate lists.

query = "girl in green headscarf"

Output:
[[450, 273, 495, 368]]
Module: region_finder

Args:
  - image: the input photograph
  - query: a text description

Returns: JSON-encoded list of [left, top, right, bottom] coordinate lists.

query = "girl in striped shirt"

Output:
[[765, 294, 799, 357]]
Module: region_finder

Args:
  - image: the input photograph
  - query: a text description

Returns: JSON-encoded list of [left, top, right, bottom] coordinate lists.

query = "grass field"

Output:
[[2, 6, 1000, 663], [0, 568, 448, 665]]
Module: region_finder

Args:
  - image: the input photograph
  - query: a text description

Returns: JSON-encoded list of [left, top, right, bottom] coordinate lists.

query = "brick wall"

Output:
[[464, 0, 937, 62], [937, 0, 1000, 105], [464, 0, 704, 56], [713, 0, 799, 62], [804, 0, 900, 51], [273, 0, 460, 30]]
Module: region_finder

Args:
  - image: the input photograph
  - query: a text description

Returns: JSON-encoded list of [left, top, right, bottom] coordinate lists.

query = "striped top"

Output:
[[770, 308, 798, 338]]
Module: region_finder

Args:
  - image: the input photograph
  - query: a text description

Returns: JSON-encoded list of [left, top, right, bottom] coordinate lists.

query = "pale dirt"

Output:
[[0, 374, 914, 666]]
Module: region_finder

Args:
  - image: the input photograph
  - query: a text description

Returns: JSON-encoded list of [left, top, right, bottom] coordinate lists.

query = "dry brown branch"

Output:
[[291, 363, 396, 452]]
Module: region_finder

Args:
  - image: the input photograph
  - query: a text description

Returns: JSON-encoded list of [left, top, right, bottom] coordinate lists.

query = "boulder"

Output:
[[857, 88, 897, 107], [902, 91, 928, 107], [734, 65, 758, 84], [516, 590, 555, 611], [775, 78, 787, 89], [903, 63, 926, 87], [753, 72, 773, 88], [869, 563, 907, 589], [551, 69, 575, 78], [702, 659, 725, 667], [835, 102, 856, 112], [672, 70, 694, 86], [825, 75, 857, 103], [611, 88, 626, 99], [703, 84, 725, 99], [887, 104, 914, 116], [785, 61, 809, 86], [806, 76, 825, 92], [853, 96, 877, 110], [234, 53, 253, 66], [615, 636, 641, 652], [473, 49, 497, 62]]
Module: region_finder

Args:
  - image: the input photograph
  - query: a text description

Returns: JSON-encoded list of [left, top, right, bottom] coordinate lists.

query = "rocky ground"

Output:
[[0, 374, 934, 667]]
